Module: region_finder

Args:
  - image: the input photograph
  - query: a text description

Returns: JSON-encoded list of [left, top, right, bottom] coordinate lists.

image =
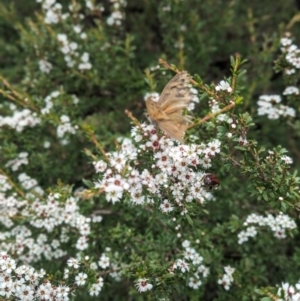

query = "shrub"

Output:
[[0, 0, 300, 300]]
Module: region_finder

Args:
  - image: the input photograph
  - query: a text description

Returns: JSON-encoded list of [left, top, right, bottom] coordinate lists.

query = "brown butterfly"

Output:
[[145, 71, 193, 143]]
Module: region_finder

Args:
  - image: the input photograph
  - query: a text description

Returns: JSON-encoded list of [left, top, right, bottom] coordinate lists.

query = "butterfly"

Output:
[[145, 71, 194, 143]]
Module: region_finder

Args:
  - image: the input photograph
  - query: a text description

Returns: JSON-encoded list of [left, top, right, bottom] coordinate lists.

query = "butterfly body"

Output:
[[146, 72, 193, 143]]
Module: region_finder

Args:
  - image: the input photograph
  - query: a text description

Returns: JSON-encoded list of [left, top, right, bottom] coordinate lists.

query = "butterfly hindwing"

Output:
[[157, 120, 186, 143]]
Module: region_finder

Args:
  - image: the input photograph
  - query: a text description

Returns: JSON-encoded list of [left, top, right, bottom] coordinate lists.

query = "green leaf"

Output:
[[235, 146, 247, 151], [260, 297, 272, 301], [186, 214, 194, 226], [235, 96, 243, 104], [82, 178, 94, 188], [193, 74, 203, 84], [230, 55, 235, 67], [262, 191, 268, 201]]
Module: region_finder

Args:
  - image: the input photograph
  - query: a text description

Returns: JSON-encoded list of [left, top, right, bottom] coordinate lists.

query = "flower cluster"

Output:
[[276, 282, 300, 301], [237, 212, 297, 244], [217, 266, 235, 290], [5, 152, 29, 172], [0, 174, 12, 192], [18, 173, 42, 192], [89, 276, 104, 296], [280, 35, 300, 74], [56, 115, 78, 139], [0, 170, 102, 263], [107, 0, 127, 26], [41, 90, 60, 115], [39, 59, 53, 74], [37, 0, 64, 25], [207, 98, 238, 133], [258, 35, 300, 121], [265, 150, 293, 165], [215, 80, 232, 93], [40, 91, 78, 142], [57, 33, 92, 70], [0, 176, 25, 228], [173, 240, 210, 290], [66, 254, 114, 296], [94, 126, 221, 215], [0, 252, 71, 300], [283, 86, 299, 95], [257, 95, 295, 119], [0, 106, 41, 132]]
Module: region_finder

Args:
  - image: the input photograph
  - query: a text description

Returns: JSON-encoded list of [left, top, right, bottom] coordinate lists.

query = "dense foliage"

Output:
[[1, 0, 300, 300]]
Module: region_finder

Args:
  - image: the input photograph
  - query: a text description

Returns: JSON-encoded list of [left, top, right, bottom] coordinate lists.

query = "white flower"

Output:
[[39, 59, 53, 73], [188, 277, 202, 289], [93, 160, 108, 173], [182, 240, 190, 248], [79, 62, 92, 70], [159, 199, 174, 213], [198, 265, 210, 277], [245, 226, 257, 237], [238, 136, 248, 146], [281, 155, 293, 164], [283, 86, 299, 95], [281, 37, 292, 46], [36, 283, 52, 300], [218, 274, 232, 290], [144, 92, 160, 102], [60, 115, 70, 123], [56, 285, 70, 299], [89, 283, 101, 296], [67, 257, 79, 268], [76, 236, 88, 250], [285, 68, 295, 75], [75, 272, 88, 286], [135, 278, 153, 292], [43, 141, 51, 148], [174, 259, 189, 273], [183, 247, 196, 260], [224, 266, 235, 276], [57, 33, 68, 43], [16, 285, 34, 300], [215, 80, 232, 92], [192, 253, 203, 265], [81, 52, 90, 62], [98, 254, 110, 269], [73, 25, 82, 33]]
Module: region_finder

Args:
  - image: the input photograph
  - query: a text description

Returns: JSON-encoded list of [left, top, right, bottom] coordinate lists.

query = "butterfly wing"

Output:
[[145, 96, 170, 127], [158, 71, 192, 112], [146, 71, 194, 143], [157, 120, 187, 143]]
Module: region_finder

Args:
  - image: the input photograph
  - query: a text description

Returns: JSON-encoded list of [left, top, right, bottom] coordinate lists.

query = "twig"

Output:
[[124, 109, 141, 127], [0, 169, 25, 198], [187, 101, 235, 129], [230, 53, 241, 91], [88, 131, 111, 164], [0, 75, 37, 111]]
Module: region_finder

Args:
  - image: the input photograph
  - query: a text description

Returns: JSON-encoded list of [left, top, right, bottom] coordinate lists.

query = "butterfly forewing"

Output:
[[159, 72, 192, 108]]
